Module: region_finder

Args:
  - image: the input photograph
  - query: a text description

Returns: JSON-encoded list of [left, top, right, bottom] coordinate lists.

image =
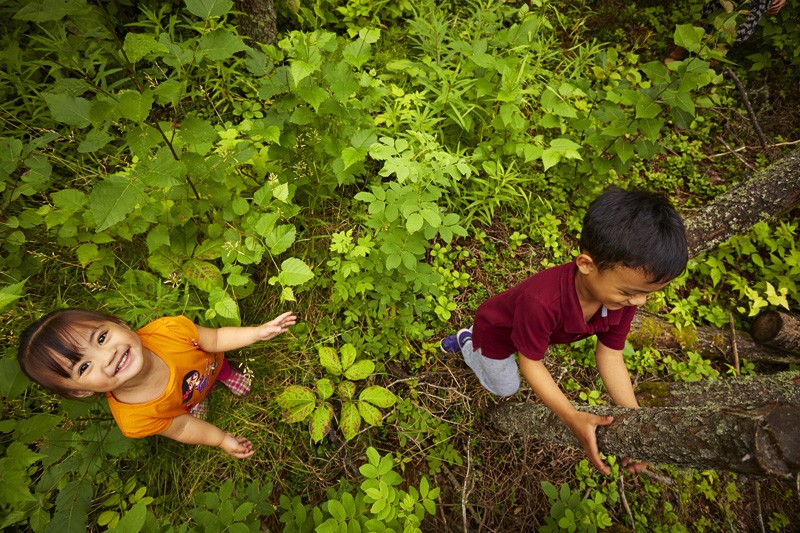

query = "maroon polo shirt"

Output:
[[471, 261, 636, 360]]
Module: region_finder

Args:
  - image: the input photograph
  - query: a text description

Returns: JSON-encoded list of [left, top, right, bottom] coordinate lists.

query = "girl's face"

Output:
[[60, 321, 147, 396]]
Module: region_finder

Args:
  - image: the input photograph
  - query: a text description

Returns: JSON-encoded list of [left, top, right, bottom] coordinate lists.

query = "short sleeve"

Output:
[[596, 306, 636, 350], [511, 293, 559, 360]]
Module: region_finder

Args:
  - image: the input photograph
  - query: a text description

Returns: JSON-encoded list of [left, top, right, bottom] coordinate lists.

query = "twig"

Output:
[[724, 67, 772, 162], [619, 472, 636, 532], [462, 437, 473, 533], [717, 135, 756, 171], [640, 468, 674, 486], [707, 138, 800, 159], [755, 481, 766, 533], [729, 310, 740, 377]]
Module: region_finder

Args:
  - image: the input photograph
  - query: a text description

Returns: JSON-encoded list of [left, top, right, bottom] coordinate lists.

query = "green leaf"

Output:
[[199, 29, 248, 61], [183, 259, 224, 292], [276, 385, 316, 422], [673, 24, 704, 53], [266, 224, 296, 255], [277, 257, 314, 286], [123, 33, 165, 64], [406, 212, 424, 234], [0, 358, 31, 399], [185, 0, 234, 18], [340, 343, 357, 370], [344, 360, 375, 381], [290, 60, 317, 86], [113, 502, 147, 533], [358, 386, 397, 408], [76, 243, 99, 267], [635, 97, 661, 119], [0, 280, 26, 313], [78, 130, 113, 153], [42, 93, 92, 128], [13, 0, 84, 21], [319, 346, 342, 376], [117, 89, 154, 122], [180, 116, 218, 144], [209, 288, 240, 324], [89, 174, 146, 232], [49, 479, 92, 533], [309, 403, 334, 443], [316, 378, 334, 400], [337, 380, 356, 400], [339, 402, 361, 440], [357, 401, 383, 427]]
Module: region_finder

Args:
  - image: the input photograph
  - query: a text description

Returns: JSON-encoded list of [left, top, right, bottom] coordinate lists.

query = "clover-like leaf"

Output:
[[316, 378, 334, 401], [309, 403, 334, 443], [275, 386, 316, 423], [318, 346, 342, 376], [340, 343, 357, 370], [358, 401, 383, 427], [359, 386, 397, 409], [337, 380, 356, 400], [344, 359, 375, 381]]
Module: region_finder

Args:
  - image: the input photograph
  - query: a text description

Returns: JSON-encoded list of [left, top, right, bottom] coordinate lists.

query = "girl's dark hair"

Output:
[[579, 187, 688, 283], [18, 308, 127, 398]]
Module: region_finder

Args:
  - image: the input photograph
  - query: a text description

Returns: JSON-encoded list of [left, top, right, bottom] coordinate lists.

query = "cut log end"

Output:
[[756, 404, 800, 478], [752, 311, 782, 343]]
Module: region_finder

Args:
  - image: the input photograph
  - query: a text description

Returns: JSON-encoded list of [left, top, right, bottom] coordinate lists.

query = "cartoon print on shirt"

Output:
[[182, 370, 201, 403]]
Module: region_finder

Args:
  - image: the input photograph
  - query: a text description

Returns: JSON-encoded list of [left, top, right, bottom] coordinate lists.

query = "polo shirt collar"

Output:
[[560, 261, 608, 334]]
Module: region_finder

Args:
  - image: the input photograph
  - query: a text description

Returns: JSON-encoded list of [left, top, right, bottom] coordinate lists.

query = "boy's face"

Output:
[[58, 321, 146, 396], [576, 255, 670, 310]]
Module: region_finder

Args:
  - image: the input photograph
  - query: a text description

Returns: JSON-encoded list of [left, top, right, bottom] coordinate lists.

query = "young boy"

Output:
[[441, 187, 688, 475]]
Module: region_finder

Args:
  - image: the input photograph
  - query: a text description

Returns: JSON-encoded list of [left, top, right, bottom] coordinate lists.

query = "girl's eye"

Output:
[[98, 332, 107, 345], [78, 362, 90, 375]]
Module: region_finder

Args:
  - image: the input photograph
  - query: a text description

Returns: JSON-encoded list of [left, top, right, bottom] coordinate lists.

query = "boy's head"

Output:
[[18, 308, 127, 398], [579, 187, 688, 283]]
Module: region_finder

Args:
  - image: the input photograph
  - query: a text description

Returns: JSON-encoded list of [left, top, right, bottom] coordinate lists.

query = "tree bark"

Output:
[[635, 371, 800, 408], [235, 0, 278, 46], [629, 311, 800, 365], [489, 400, 800, 477], [683, 147, 800, 258], [752, 311, 800, 356]]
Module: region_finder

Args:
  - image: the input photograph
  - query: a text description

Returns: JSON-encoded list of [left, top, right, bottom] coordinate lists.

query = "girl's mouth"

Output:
[[115, 350, 130, 374]]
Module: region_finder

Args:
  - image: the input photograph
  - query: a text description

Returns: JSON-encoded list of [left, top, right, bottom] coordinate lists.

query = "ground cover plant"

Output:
[[1, 0, 799, 530]]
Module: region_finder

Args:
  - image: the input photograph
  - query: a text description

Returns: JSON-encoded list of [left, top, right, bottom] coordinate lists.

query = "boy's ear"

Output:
[[575, 253, 597, 275]]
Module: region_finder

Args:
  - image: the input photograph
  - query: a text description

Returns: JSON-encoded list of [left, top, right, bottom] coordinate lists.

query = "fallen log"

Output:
[[489, 401, 800, 478], [683, 147, 800, 257], [636, 371, 800, 408], [752, 310, 800, 356], [629, 311, 800, 365]]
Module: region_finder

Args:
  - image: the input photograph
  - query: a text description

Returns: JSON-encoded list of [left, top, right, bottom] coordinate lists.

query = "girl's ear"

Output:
[[575, 253, 597, 275]]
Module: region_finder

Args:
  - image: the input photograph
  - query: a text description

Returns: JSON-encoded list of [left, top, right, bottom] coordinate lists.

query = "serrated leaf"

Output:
[[319, 346, 342, 376], [358, 401, 383, 427], [277, 257, 314, 286], [209, 288, 240, 324], [343, 360, 374, 381], [117, 89, 154, 122], [308, 403, 334, 443], [276, 386, 316, 422], [185, 0, 233, 18], [89, 174, 145, 232], [359, 386, 397, 408], [123, 33, 165, 64], [182, 259, 223, 292], [199, 29, 247, 61], [0, 280, 26, 313], [266, 224, 296, 255], [78, 130, 113, 153], [673, 24, 704, 53]]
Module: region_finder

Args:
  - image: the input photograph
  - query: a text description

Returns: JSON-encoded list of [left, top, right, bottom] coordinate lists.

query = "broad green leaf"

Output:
[[290, 60, 317, 86], [266, 224, 296, 255], [49, 478, 92, 533], [13, 0, 83, 21], [638, 118, 664, 141], [635, 98, 661, 119], [42, 93, 92, 128], [277, 257, 314, 286], [146, 225, 170, 254], [273, 183, 290, 203], [405, 212, 424, 234], [308, 403, 334, 443], [76, 243, 99, 267], [199, 29, 247, 61], [123, 33, 165, 64], [673, 24, 704, 53], [209, 288, 240, 325], [319, 346, 342, 376], [359, 386, 398, 408], [113, 502, 147, 533], [343, 360, 375, 381], [182, 259, 223, 292], [78, 130, 113, 153], [357, 401, 383, 427], [0, 357, 30, 399], [185, 0, 233, 18], [340, 343, 357, 370], [90, 174, 146, 232], [275, 385, 316, 422], [117, 89, 154, 122], [316, 378, 334, 400], [139, 147, 184, 187], [180, 116, 218, 144], [337, 380, 356, 400], [0, 280, 26, 313]]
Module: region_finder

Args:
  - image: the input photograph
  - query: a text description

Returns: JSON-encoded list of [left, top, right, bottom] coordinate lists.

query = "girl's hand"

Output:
[[220, 433, 254, 458], [768, 0, 786, 15], [566, 411, 615, 475], [254, 312, 297, 342]]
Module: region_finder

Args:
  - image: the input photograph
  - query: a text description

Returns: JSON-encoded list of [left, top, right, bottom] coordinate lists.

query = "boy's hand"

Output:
[[220, 433, 254, 458], [566, 412, 615, 475], [254, 312, 297, 342], [621, 457, 648, 474], [768, 0, 786, 15]]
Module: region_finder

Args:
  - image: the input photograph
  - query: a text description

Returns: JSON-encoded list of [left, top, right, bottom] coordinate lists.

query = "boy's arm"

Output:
[[158, 414, 254, 458], [519, 356, 614, 475], [195, 311, 297, 353], [595, 342, 638, 408]]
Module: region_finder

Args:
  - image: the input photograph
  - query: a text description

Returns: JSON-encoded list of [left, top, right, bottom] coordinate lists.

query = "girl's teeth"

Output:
[[116, 351, 129, 373]]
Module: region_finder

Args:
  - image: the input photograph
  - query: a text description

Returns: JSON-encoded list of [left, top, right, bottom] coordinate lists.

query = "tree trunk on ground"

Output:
[[489, 398, 800, 477], [752, 311, 800, 356], [635, 371, 800, 408], [235, 0, 278, 45], [629, 311, 800, 365], [683, 147, 800, 257]]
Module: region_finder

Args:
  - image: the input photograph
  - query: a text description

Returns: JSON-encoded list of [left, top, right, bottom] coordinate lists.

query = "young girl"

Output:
[[18, 308, 297, 458]]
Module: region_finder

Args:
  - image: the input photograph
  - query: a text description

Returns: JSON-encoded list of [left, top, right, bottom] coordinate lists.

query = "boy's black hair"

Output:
[[18, 308, 127, 398], [579, 187, 688, 282]]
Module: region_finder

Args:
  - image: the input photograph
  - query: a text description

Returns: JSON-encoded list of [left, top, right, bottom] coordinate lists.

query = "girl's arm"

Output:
[[158, 414, 254, 458], [195, 311, 297, 353]]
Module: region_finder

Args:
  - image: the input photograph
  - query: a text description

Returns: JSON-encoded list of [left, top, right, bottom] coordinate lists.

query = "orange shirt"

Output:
[[107, 316, 223, 438]]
